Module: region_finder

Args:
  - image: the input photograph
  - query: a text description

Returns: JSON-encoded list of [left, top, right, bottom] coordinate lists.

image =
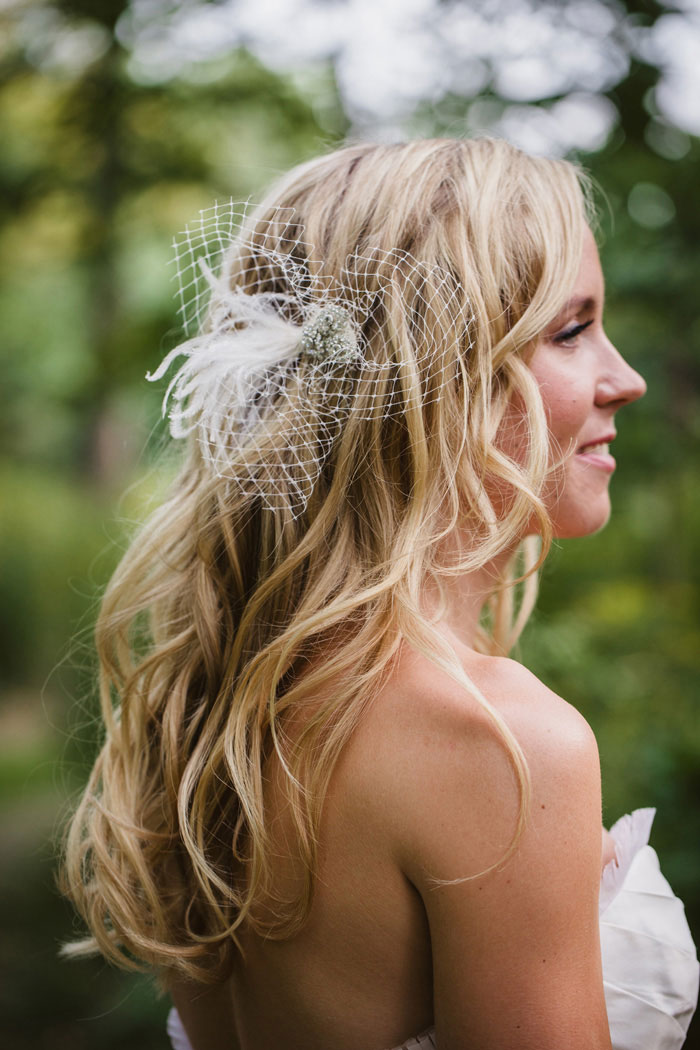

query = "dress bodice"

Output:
[[167, 809, 699, 1050]]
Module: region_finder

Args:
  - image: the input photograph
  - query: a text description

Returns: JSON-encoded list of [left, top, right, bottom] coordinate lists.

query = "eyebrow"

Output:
[[559, 295, 597, 315]]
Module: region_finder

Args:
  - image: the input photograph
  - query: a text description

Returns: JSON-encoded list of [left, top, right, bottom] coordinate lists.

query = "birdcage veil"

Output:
[[147, 199, 475, 517]]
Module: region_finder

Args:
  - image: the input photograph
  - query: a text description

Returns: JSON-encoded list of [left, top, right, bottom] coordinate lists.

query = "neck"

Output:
[[424, 541, 519, 652]]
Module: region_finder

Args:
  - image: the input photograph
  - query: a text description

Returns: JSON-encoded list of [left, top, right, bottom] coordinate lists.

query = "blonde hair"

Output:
[[61, 138, 592, 982]]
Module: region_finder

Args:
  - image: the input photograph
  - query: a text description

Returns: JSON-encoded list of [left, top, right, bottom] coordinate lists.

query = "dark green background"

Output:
[[2, 1, 698, 1046]]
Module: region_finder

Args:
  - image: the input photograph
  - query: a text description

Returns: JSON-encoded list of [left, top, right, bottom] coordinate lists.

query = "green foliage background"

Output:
[[1, 1, 698, 1046]]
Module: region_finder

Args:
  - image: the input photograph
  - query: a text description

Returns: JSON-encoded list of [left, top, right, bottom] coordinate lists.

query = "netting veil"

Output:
[[147, 200, 475, 517]]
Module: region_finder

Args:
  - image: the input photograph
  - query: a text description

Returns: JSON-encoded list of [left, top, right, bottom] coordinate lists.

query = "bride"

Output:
[[61, 138, 698, 1049]]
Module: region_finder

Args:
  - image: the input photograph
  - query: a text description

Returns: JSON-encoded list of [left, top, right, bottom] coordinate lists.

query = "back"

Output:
[[171, 636, 612, 1050]]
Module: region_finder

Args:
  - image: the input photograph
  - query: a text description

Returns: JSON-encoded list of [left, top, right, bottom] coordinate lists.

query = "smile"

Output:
[[576, 441, 616, 473]]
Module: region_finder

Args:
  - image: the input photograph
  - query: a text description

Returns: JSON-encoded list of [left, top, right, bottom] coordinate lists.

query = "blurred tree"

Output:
[[1, 0, 698, 1046], [0, 0, 346, 485], [0, 4, 347, 1048]]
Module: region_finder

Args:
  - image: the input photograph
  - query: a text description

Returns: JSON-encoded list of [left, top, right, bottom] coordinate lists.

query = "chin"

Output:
[[551, 498, 612, 539]]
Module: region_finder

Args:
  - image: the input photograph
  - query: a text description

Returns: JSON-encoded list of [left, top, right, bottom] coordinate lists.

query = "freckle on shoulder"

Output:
[[466, 653, 599, 763], [377, 642, 599, 774]]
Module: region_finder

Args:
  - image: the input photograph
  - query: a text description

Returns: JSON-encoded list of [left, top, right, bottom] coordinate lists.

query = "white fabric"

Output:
[[599, 810, 699, 1050], [167, 808, 699, 1050], [167, 1008, 195, 1050]]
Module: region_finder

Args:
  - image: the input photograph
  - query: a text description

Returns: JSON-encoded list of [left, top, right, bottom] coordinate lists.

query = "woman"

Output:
[[61, 139, 699, 1049]]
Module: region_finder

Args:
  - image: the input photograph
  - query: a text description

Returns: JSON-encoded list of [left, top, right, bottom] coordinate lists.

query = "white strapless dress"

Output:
[[167, 809, 699, 1050]]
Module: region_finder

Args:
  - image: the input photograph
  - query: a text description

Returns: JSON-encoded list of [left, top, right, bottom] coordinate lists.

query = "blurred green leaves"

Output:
[[1, 0, 699, 1046]]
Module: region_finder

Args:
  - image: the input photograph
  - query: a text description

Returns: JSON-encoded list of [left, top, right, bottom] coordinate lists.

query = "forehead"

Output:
[[553, 228, 604, 321], [575, 228, 604, 297]]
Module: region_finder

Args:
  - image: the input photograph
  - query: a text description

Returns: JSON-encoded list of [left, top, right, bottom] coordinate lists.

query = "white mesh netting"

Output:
[[147, 200, 474, 516]]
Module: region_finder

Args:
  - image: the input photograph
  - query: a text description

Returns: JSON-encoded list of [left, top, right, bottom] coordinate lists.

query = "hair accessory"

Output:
[[300, 305, 360, 364], [147, 200, 473, 517]]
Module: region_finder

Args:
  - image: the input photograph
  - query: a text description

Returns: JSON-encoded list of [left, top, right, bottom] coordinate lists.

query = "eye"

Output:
[[552, 319, 594, 347]]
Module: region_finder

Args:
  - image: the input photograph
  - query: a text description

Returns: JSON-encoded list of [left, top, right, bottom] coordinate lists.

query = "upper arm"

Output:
[[393, 662, 611, 1050]]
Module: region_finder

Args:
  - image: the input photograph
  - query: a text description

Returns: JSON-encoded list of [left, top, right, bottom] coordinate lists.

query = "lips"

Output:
[[577, 432, 616, 454], [575, 434, 616, 473], [578, 441, 609, 455]]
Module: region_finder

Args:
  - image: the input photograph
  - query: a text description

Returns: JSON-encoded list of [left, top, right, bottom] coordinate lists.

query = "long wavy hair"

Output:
[[60, 138, 592, 983]]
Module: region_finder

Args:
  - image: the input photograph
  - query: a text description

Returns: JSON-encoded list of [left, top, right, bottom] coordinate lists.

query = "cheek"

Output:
[[548, 399, 586, 448], [534, 376, 590, 450]]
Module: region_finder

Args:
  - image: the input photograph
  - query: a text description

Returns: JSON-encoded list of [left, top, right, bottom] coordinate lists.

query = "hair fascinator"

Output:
[[147, 200, 473, 517]]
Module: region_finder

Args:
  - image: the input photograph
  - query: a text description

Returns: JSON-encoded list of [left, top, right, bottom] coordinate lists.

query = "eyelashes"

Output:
[[552, 319, 594, 345]]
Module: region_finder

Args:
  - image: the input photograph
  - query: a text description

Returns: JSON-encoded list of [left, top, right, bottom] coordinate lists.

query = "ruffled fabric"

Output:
[[167, 809, 699, 1050], [392, 1032, 436, 1049], [600, 809, 699, 1050], [600, 807, 656, 914]]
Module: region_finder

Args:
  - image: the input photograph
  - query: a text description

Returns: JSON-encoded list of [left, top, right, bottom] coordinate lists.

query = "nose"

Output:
[[595, 337, 647, 409]]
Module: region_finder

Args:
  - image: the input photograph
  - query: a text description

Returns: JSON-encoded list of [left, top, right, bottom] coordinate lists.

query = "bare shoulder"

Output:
[[464, 650, 600, 774], [347, 643, 610, 1048], [370, 639, 596, 752], [351, 642, 601, 867], [446, 646, 596, 750]]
